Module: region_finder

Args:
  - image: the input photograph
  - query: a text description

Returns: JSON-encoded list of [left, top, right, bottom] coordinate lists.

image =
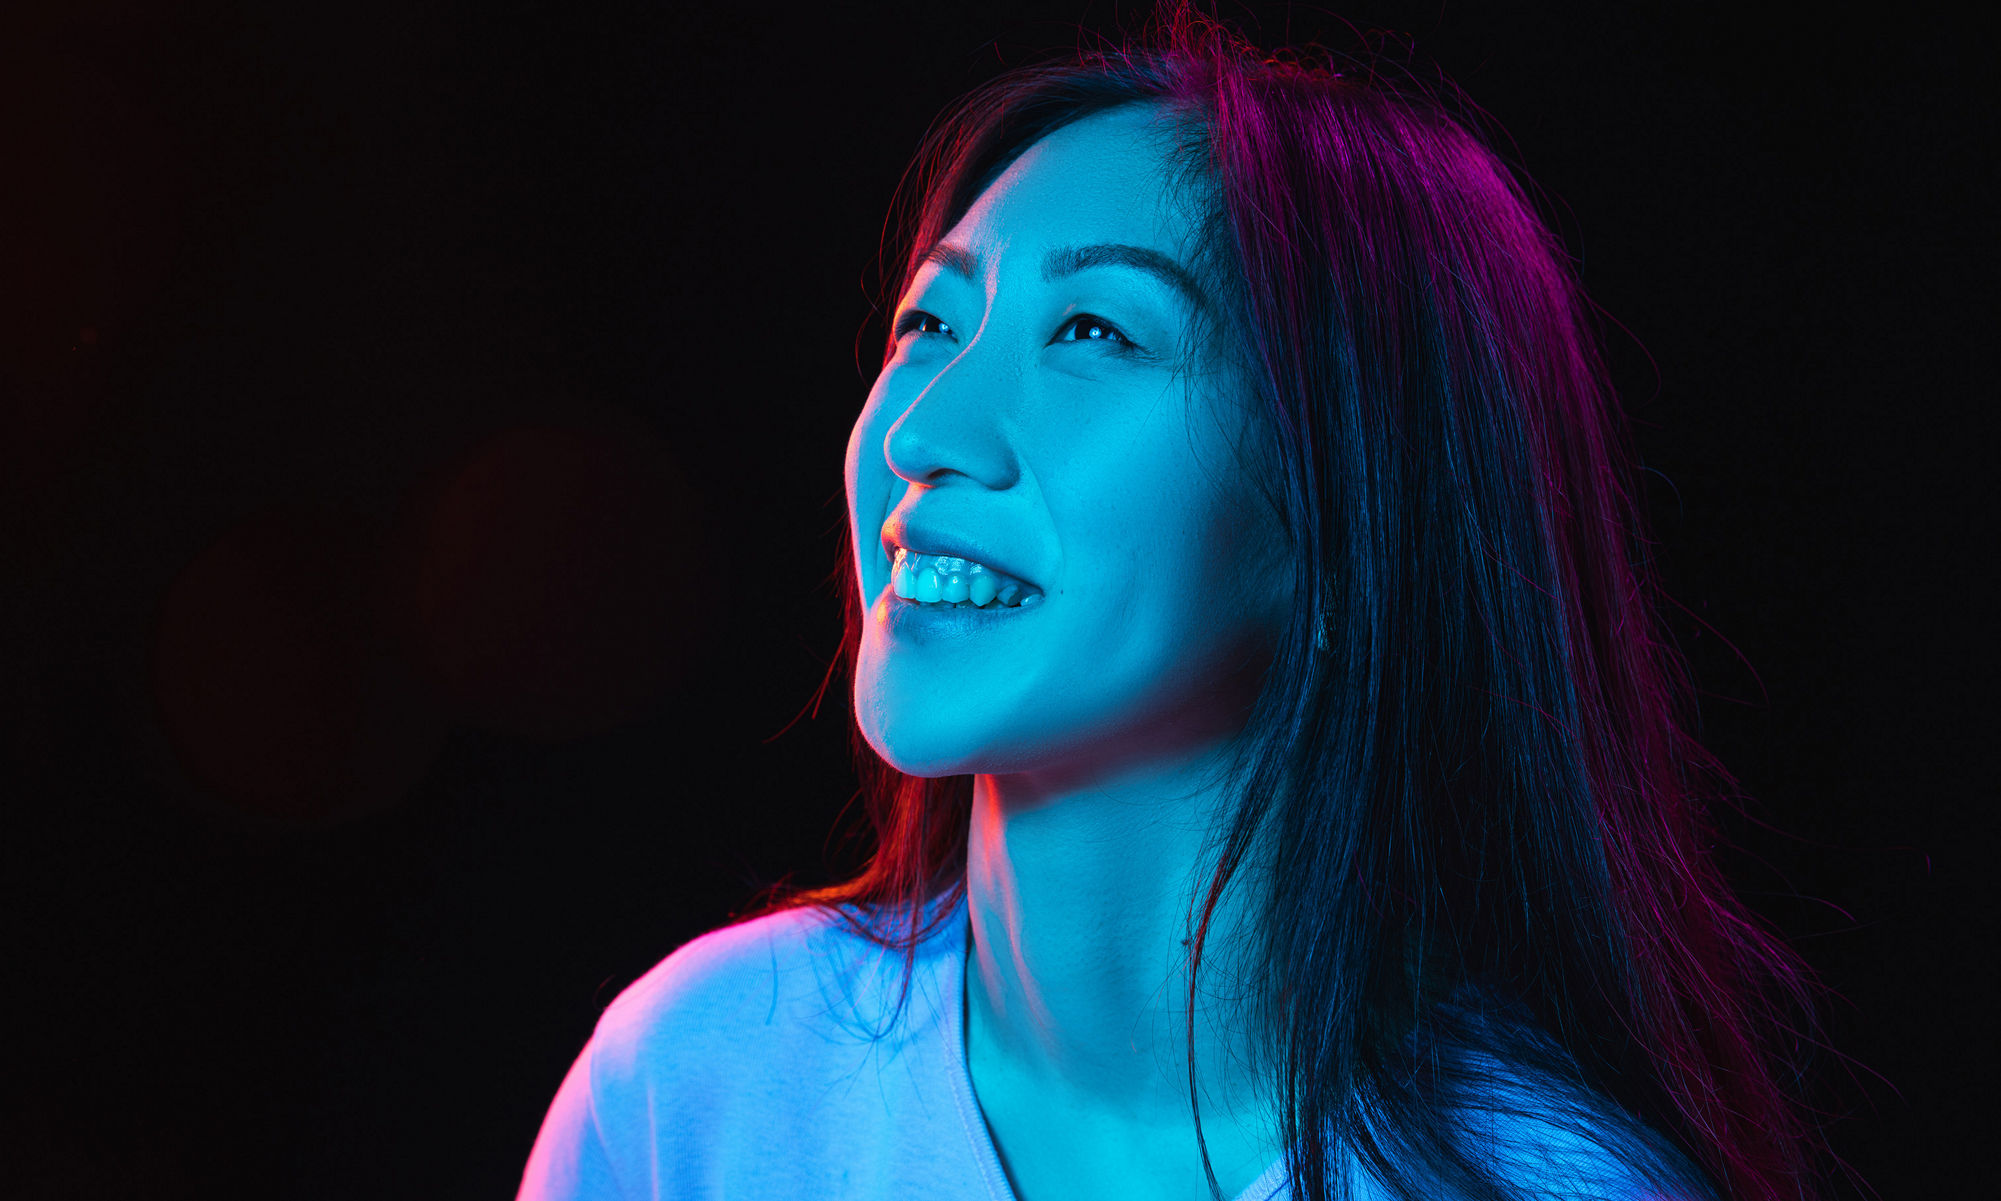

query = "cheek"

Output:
[[1192, 486, 1290, 636], [1233, 522, 1294, 638]]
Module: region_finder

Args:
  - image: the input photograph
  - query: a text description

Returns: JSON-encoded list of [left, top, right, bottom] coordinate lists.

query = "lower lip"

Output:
[[880, 590, 1043, 638]]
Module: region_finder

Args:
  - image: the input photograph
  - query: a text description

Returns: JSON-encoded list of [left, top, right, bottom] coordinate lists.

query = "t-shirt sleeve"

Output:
[[512, 906, 952, 1201], [516, 1035, 627, 1201], [512, 910, 828, 1201]]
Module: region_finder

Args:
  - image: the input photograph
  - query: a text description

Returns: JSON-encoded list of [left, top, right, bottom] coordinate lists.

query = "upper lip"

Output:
[[880, 515, 1042, 591]]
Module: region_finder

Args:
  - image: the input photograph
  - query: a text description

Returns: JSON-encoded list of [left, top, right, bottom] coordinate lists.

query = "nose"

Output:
[[881, 329, 1021, 492]]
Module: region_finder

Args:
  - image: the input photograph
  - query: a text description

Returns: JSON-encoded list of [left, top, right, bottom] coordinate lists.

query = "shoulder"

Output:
[[584, 898, 958, 1089], [1446, 1058, 1719, 1201], [589, 905, 840, 1070], [1388, 992, 1720, 1201], [519, 908, 858, 1200]]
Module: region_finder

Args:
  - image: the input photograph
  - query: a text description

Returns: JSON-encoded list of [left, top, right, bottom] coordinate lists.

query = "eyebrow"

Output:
[[913, 241, 1212, 315]]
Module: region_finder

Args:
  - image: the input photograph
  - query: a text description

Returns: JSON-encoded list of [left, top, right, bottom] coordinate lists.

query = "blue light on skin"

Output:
[[844, 104, 1294, 1198]]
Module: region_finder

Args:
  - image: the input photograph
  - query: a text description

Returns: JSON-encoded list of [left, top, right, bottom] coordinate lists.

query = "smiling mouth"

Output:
[[889, 547, 1044, 610]]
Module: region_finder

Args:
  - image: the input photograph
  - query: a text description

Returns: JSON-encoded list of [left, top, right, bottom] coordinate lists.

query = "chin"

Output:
[[853, 695, 966, 779], [853, 664, 1083, 780], [858, 725, 986, 780]]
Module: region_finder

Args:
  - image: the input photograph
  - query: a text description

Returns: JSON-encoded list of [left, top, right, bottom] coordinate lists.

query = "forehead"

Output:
[[943, 103, 1197, 261]]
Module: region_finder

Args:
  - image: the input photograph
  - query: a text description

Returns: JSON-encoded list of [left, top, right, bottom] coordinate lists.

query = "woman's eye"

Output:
[[894, 310, 953, 340], [1053, 313, 1136, 351]]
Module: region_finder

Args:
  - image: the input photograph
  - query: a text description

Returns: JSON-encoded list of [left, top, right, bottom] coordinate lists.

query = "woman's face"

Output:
[[845, 104, 1289, 787]]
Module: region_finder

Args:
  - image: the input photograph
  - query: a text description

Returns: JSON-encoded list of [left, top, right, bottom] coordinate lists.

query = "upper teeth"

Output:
[[890, 547, 1043, 608]]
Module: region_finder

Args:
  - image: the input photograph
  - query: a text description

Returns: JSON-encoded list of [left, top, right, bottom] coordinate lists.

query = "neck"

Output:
[[962, 743, 1277, 1130]]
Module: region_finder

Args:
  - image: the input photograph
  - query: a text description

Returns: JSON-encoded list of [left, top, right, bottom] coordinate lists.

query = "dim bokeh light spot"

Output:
[[386, 420, 704, 742], [152, 507, 446, 824]]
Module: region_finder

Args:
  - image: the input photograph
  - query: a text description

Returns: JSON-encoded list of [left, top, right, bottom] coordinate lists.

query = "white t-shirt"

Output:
[[516, 890, 1707, 1201], [515, 890, 1291, 1201]]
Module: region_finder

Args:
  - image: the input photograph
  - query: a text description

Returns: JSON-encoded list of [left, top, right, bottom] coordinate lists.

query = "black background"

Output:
[[3, 1, 1987, 1197]]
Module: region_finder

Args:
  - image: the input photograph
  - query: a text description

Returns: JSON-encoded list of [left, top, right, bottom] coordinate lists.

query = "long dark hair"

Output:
[[747, 8, 1832, 1200]]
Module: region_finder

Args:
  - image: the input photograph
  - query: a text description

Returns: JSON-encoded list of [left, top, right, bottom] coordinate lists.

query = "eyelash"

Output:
[[892, 310, 1140, 354]]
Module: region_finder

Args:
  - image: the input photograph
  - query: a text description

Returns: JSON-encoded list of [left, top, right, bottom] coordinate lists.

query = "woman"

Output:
[[519, 9, 1830, 1200]]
